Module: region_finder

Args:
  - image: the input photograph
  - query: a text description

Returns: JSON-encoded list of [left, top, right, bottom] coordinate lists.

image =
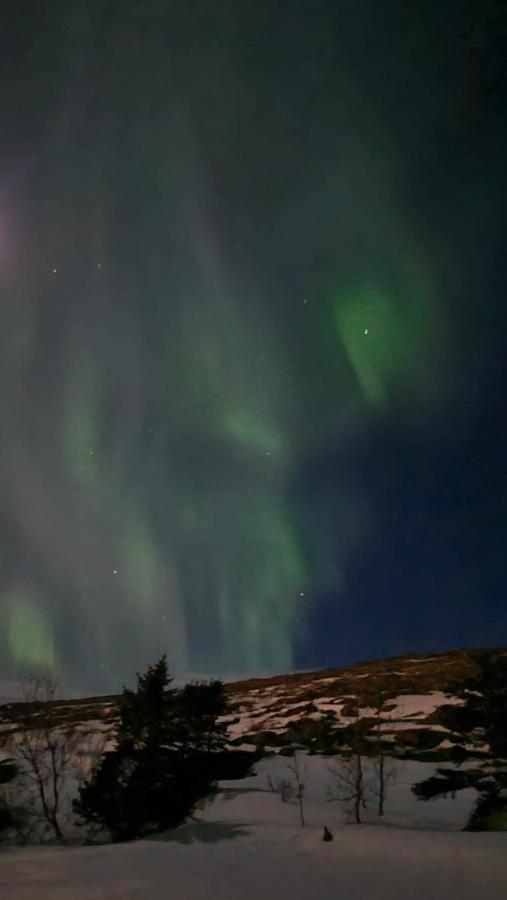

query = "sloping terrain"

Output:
[[1, 647, 503, 762]]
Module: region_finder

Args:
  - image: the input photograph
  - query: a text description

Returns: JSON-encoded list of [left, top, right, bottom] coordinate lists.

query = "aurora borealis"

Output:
[[1, 2, 506, 692]]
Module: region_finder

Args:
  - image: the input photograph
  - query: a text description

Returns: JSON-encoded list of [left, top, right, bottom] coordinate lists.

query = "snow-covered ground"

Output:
[[223, 687, 467, 744], [199, 756, 479, 831], [1, 826, 506, 900], [1, 754, 506, 899]]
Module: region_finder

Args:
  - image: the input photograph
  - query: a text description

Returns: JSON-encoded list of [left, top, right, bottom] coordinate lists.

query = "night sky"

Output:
[[1, 1, 506, 692]]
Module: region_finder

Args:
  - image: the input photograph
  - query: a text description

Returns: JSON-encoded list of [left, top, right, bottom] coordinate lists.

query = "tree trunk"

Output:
[[378, 753, 385, 816], [354, 751, 363, 823], [297, 787, 305, 827]]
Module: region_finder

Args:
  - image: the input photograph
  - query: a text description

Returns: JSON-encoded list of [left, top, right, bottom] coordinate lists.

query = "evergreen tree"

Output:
[[175, 680, 228, 754], [118, 656, 174, 752], [74, 656, 228, 841]]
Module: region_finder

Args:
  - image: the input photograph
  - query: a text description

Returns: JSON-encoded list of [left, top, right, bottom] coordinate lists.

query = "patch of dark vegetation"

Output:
[[465, 793, 507, 831]]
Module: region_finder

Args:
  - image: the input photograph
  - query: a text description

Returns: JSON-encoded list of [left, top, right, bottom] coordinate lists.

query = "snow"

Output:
[[1, 753, 505, 899], [223, 691, 465, 744], [73, 720, 112, 733], [0, 753, 503, 896], [2, 828, 505, 900], [224, 756, 478, 831], [275, 700, 315, 713], [403, 657, 445, 663], [387, 692, 464, 719], [264, 714, 307, 728], [314, 702, 345, 714]]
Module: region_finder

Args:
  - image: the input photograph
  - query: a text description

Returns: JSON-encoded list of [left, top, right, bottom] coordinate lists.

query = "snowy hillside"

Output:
[[1, 648, 496, 760], [1, 646, 503, 847]]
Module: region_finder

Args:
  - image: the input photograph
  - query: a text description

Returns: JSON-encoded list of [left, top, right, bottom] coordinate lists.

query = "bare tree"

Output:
[[8, 673, 78, 843], [287, 752, 307, 827], [368, 680, 398, 817], [267, 752, 307, 826], [19, 671, 57, 705], [327, 723, 369, 824], [372, 749, 397, 818]]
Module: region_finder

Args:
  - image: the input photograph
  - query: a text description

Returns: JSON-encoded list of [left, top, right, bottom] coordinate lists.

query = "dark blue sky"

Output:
[[296, 405, 507, 668]]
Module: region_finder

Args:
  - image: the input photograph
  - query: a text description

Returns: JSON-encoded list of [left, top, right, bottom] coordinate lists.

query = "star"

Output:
[[112, 570, 118, 575], [364, 328, 369, 335]]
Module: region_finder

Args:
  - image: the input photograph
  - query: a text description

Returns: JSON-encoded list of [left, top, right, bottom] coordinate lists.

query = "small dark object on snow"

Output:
[[322, 826, 333, 842]]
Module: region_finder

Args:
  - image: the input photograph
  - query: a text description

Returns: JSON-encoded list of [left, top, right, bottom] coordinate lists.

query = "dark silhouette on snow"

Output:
[[74, 656, 230, 841], [322, 825, 333, 841]]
